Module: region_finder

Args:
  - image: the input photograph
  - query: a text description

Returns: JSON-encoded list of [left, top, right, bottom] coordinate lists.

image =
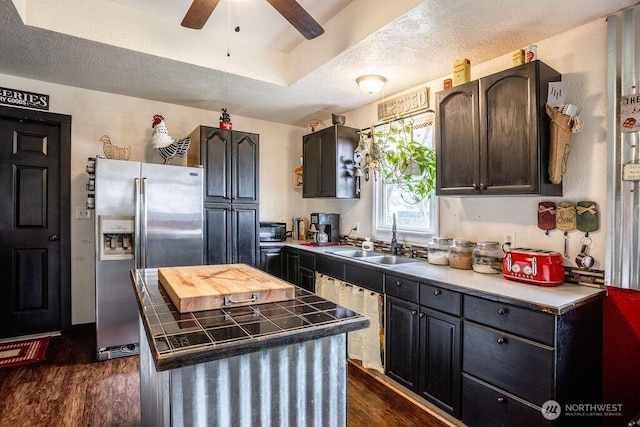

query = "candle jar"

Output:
[[449, 239, 473, 270], [472, 241, 503, 274], [428, 237, 451, 265]]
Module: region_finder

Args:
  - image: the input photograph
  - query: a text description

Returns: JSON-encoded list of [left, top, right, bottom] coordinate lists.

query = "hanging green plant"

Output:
[[373, 117, 436, 204]]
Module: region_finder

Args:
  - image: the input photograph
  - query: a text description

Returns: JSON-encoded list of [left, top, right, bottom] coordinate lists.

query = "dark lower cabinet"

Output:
[[281, 248, 315, 292], [283, 248, 299, 285], [205, 204, 258, 266], [385, 296, 419, 390], [418, 307, 462, 418], [259, 247, 282, 278], [386, 294, 462, 418], [299, 267, 315, 292]]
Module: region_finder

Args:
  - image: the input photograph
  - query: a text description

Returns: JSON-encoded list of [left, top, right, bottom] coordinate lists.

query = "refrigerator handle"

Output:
[[134, 178, 141, 269], [141, 177, 148, 270]]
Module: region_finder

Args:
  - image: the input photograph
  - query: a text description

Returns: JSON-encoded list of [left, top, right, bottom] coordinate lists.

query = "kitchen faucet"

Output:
[[390, 213, 400, 254]]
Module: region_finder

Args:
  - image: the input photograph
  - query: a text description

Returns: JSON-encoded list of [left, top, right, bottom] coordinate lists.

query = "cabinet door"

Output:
[[260, 248, 282, 278], [299, 267, 315, 293], [435, 80, 480, 195], [203, 128, 232, 202], [385, 296, 419, 390], [204, 204, 231, 264], [283, 249, 299, 285], [231, 205, 258, 266], [479, 63, 538, 194], [418, 307, 462, 417], [318, 128, 337, 197], [232, 131, 259, 203], [302, 134, 321, 197]]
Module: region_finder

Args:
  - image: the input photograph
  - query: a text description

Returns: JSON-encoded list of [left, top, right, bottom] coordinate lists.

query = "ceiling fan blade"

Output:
[[181, 0, 221, 30], [265, 0, 325, 40]]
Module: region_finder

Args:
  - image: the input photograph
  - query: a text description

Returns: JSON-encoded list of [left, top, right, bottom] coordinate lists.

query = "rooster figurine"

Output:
[[151, 114, 191, 164], [101, 134, 132, 160]]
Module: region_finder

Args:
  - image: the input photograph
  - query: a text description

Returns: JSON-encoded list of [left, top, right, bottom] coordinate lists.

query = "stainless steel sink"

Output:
[[364, 255, 420, 265], [327, 249, 422, 266], [328, 249, 386, 258]]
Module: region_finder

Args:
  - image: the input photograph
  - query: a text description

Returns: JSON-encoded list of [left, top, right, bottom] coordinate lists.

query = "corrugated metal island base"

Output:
[[131, 268, 369, 426]]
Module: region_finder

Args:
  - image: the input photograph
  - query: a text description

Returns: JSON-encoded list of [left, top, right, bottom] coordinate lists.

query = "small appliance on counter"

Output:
[[310, 213, 341, 244], [259, 222, 287, 242], [502, 248, 565, 286]]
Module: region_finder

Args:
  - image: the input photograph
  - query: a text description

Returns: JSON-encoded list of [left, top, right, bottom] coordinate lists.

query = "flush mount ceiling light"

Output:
[[356, 75, 387, 94]]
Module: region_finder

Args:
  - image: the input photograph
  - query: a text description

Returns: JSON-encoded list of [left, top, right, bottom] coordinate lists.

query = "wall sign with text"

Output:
[[620, 92, 640, 133], [0, 87, 50, 110], [377, 86, 429, 122]]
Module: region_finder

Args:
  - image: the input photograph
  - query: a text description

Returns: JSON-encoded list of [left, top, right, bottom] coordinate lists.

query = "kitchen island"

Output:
[[131, 267, 369, 427]]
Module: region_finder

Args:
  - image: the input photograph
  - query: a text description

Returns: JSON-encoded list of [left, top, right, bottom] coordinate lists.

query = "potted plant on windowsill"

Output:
[[372, 118, 436, 204]]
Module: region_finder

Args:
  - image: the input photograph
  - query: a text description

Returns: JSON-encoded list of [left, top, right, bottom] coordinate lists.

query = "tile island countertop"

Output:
[[272, 241, 606, 315], [131, 267, 369, 371]]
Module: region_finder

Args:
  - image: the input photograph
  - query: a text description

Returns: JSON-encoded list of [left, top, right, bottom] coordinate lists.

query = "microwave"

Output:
[[259, 222, 287, 242]]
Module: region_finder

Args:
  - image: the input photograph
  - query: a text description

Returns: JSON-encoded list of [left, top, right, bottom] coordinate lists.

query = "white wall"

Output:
[[0, 73, 306, 324], [336, 18, 609, 269]]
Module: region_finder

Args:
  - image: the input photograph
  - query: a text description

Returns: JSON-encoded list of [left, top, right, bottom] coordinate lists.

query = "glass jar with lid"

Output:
[[472, 241, 503, 274], [449, 239, 473, 270], [428, 237, 451, 265]]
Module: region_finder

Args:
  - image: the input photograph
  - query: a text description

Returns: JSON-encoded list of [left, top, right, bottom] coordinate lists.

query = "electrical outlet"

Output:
[[354, 222, 360, 232], [76, 207, 91, 220], [503, 232, 516, 248]]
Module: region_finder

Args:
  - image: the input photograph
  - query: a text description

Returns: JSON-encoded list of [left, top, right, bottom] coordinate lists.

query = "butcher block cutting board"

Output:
[[158, 264, 295, 313]]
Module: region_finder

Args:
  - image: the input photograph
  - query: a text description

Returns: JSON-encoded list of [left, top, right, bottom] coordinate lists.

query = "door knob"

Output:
[[49, 234, 58, 242]]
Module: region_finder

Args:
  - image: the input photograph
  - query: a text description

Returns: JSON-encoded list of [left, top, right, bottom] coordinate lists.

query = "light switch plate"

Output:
[[76, 207, 91, 219]]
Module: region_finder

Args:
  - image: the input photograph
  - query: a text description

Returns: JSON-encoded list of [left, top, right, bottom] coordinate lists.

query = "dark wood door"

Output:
[[203, 128, 232, 203], [283, 249, 299, 285], [318, 128, 337, 197], [418, 307, 462, 417], [204, 204, 231, 265], [479, 64, 538, 194], [231, 205, 258, 266], [385, 295, 419, 390], [299, 267, 315, 292], [231, 131, 259, 203], [0, 106, 71, 338], [302, 133, 321, 197], [435, 80, 480, 195]]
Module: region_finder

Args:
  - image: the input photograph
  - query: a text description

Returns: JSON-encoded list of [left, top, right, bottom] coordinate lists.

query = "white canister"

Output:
[[362, 239, 374, 251]]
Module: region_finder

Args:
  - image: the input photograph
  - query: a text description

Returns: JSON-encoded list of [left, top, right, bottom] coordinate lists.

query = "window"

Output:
[[374, 112, 436, 241]]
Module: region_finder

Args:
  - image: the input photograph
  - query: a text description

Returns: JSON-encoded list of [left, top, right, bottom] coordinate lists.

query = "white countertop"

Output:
[[273, 241, 605, 314]]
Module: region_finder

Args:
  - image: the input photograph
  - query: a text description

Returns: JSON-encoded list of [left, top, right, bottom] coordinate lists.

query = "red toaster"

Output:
[[502, 248, 565, 287]]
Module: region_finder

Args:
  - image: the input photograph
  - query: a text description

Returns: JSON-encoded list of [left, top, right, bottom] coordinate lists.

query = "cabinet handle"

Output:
[[497, 397, 506, 404], [497, 307, 508, 315], [433, 289, 442, 296], [497, 337, 507, 345], [411, 310, 417, 316], [396, 280, 402, 286], [472, 183, 478, 190], [419, 312, 425, 318], [479, 183, 487, 190]]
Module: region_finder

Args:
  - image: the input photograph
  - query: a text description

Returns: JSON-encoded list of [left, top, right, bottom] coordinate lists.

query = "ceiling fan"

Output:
[[181, 0, 325, 40]]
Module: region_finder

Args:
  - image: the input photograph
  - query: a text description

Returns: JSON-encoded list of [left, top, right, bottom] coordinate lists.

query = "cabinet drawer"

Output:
[[419, 283, 461, 316], [462, 374, 551, 427], [345, 264, 384, 293], [385, 274, 419, 303], [299, 252, 315, 269], [463, 322, 554, 407], [464, 295, 555, 345], [316, 256, 344, 280]]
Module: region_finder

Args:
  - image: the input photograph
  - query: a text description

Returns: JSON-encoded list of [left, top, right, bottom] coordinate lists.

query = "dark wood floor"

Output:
[[0, 328, 451, 426]]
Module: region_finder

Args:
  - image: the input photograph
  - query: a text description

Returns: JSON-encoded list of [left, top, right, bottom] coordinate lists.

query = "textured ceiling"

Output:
[[1, 0, 639, 127]]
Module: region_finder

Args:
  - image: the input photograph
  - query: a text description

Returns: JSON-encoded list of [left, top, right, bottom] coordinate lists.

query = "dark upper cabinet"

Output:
[[302, 125, 359, 198], [188, 126, 259, 204], [436, 60, 562, 196]]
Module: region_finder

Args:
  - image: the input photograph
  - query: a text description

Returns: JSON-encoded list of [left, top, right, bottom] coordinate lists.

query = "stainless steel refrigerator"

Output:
[[94, 157, 204, 361]]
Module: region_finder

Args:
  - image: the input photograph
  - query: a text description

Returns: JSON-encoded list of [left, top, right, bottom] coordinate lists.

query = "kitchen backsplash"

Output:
[[339, 235, 605, 288]]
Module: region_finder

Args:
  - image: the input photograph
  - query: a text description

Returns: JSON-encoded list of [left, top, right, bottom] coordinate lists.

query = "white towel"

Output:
[[361, 291, 384, 373]]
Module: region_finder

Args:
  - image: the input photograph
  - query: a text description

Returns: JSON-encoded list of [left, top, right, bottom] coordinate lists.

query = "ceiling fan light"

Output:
[[356, 75, 386, 94]]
